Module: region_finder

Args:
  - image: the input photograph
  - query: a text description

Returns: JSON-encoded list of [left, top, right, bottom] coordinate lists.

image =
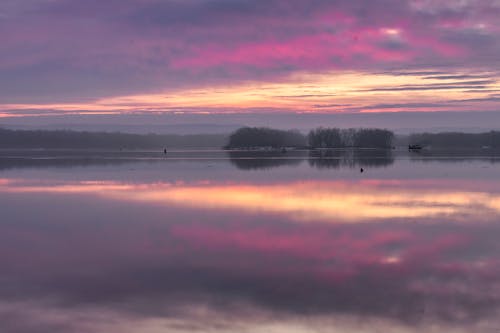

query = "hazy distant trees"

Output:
[[308, 127, 394, 149], [352, 128, 394, 148], [226, 127, 307, 149], [409, 131, 500, 149], [9, 127, 499, 151], [308, 128, 342, 148], [0, 128, 228, 149], [340, 128, 357, 147]]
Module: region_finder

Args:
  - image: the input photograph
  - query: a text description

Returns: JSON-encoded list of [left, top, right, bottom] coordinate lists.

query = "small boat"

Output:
[[408, 144, 423, 150]]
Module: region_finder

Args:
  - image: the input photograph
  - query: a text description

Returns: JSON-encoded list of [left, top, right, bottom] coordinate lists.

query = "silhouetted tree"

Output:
[[308, 127, 394, 148], [352, 128, 394, 148], [340, 128, 357, 147], [308, 127, 342, 148], [226, 127, 307, 149]]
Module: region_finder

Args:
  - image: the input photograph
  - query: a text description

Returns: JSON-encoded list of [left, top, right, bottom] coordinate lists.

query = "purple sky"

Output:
[[1, 0, 500, 128]]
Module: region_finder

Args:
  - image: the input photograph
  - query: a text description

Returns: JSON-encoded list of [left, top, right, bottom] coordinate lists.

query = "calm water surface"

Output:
[[0, 149, 499, 333]]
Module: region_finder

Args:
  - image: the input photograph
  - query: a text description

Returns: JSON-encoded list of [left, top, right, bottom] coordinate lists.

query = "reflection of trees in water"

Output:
[[409, 131, 500, 149], [228, 149, 394, 170], [354, 149, 395, 167], [0, 157, 146, 171], [228, 151, 306, 170], [308, 149, 394, 169], [308, 150, 342, 169], [409, 149, 500, 164], [0, 150, 169, 171]]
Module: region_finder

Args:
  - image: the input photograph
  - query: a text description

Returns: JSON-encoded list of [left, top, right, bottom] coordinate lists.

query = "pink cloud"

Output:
[[1, 0, 499, 105]]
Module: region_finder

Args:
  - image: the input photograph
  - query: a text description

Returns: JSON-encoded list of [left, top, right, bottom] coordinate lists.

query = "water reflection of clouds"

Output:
[[1, 177, 500, 332], [2, 178, 500, 223]]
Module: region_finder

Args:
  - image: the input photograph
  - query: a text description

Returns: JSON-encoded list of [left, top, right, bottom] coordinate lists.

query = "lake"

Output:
[[0, 149, 499, 333]]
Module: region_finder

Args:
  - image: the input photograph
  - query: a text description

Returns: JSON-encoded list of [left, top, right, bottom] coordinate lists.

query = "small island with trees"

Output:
[[226, 126, 395, 150]]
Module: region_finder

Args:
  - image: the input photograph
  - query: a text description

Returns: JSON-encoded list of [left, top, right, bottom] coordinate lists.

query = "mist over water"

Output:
[[1, 150, 499, 333]]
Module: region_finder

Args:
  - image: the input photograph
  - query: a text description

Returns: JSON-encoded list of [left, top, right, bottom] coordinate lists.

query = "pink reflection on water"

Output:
[[2, 177, 500, 223], [0, 173, 500, 332]]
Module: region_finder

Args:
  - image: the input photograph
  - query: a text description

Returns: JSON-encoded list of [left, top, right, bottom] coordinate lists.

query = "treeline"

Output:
[[409, 131, 500, 149], [0, 128, 228, 149], [308, 128, 394, 148], [226, 127, 307, 149], [227, 127, 394, 149]]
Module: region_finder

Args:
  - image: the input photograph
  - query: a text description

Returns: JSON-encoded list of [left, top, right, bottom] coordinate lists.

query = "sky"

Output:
[[1, 0, 500, 128]]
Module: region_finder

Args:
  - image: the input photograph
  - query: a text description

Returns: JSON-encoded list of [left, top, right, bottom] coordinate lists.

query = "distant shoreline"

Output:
[[0, 127, 499, 150]]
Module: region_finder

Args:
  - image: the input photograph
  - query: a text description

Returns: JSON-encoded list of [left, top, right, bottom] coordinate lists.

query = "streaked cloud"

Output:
[[1, 0, 500, 116]]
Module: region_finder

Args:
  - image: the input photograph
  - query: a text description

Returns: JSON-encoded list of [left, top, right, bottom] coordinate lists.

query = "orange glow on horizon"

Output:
[[1, 70, 499, 116]]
